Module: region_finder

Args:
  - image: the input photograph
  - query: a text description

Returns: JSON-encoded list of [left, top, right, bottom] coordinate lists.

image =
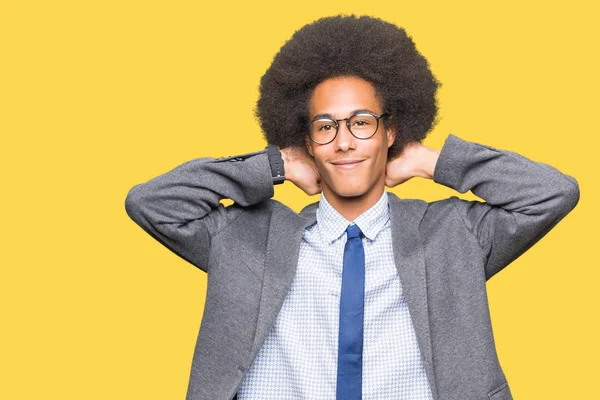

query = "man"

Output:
[[125, 15, 579, 400]]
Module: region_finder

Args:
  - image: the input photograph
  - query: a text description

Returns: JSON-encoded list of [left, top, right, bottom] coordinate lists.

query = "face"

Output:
[[306, 76, 395, 203]]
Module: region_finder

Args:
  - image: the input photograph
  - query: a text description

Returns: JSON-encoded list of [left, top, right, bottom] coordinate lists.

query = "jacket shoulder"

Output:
[[388, 192, 453, 221], [216, 198, 302, 235]]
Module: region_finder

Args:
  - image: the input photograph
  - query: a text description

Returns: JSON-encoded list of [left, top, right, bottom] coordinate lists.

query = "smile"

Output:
[[331, 159, 365, 169]]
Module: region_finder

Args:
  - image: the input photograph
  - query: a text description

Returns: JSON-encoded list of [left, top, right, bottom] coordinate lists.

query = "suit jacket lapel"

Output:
[[249, 203, 317, 363], [388, 193, 438, 399]]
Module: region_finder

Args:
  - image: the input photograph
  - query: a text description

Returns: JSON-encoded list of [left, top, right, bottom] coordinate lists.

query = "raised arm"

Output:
[[124, 151, 274, 272], [387, 134, 580, 280]]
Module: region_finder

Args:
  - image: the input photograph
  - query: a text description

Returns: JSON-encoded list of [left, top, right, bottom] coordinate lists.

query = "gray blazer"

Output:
[[125, 134, 579, 400]]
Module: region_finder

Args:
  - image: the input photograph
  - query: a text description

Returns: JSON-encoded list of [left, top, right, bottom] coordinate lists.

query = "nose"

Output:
[[333, 121, 357, 152]]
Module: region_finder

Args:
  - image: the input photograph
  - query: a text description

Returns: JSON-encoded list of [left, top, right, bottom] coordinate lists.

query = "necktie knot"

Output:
[[346, 224, 363, 240]]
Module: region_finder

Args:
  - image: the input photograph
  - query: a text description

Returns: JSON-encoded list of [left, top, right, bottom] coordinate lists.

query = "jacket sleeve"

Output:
[[124, 150, 275, 273], [432, 134, 580, 281]]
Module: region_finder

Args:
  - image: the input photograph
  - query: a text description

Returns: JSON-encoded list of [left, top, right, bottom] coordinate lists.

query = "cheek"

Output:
[[381, 137, 392, 160], [371, 141, 389, 163], [311, 146, 332, 165], [310, 151, 330, 176]]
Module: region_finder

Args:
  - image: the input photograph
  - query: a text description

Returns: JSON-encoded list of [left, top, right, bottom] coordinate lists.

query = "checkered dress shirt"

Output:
[[237, 191, 434, 399]]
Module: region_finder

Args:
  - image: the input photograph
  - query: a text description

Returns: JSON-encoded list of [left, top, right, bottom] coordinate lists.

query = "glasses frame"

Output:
[[306, 111, 390, 145]]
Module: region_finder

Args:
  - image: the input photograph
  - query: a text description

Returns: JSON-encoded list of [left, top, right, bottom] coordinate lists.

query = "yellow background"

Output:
[[1, 1, 598, 399]]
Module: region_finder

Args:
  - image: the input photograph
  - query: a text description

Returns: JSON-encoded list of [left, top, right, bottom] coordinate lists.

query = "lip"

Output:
[[330, 159, 365, 169]]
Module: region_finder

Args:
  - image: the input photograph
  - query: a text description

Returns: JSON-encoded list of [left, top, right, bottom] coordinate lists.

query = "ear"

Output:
[[386, 127, 396, 148], [305, 135, 314, 157]]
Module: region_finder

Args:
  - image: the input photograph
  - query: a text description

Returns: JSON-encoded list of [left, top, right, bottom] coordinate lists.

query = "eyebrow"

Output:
[[311, 108, 378, 121]]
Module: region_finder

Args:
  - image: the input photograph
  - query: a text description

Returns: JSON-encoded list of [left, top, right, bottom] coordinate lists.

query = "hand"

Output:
[[385, 142, 440, 187], [280, 147, 322, 195]]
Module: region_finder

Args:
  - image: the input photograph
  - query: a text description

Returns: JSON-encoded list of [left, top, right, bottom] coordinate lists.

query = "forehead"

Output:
[[309, 76, 382, 119]]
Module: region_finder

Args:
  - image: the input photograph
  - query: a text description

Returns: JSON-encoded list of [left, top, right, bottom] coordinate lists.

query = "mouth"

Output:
[[330, 159, 365, 169]]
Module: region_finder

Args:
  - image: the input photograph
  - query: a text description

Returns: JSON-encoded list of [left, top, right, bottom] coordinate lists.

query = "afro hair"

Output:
[[256, 14, 441, 160]]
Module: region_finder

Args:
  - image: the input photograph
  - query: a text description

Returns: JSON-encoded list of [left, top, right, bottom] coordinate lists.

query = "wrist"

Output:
[[279, 147, 300, 184], [416, 146, 440, 179]]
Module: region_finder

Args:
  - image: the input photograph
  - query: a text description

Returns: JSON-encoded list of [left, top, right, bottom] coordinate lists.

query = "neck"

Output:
[[322, 184, 385, 222]]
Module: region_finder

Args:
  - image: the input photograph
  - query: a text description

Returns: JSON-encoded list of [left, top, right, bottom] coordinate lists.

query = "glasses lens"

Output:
[[349, 113, 378, 138], [309, 118, 337, 143]]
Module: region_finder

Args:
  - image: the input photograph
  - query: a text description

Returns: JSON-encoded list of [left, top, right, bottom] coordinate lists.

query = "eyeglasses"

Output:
[[306, 111, 389, 145]]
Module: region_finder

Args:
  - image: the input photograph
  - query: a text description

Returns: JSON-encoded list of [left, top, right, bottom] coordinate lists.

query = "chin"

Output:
[[328, 182, 370, 199]]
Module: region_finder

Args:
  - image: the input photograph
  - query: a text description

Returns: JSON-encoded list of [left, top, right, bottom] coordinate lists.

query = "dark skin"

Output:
[[280, 76, 440, 221]]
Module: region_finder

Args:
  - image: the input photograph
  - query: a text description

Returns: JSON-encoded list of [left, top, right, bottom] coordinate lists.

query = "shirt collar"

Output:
[[316, 191, 390, 243]]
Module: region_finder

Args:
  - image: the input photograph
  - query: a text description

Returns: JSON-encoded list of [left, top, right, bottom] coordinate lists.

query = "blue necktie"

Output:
[[336, 224, 365, 400]]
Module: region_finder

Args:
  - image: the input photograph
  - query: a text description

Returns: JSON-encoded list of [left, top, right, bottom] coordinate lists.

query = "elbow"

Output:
[[555, 175, 580, 217], [563, 176, 580, 212], [124, 184, 145, 223]]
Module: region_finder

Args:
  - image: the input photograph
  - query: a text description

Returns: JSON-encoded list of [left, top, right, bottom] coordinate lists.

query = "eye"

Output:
[[319, 124, 335, 131], [312, 119, 337, 132], [350, 114, 376, 128], [351, 118, 371, 126]]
